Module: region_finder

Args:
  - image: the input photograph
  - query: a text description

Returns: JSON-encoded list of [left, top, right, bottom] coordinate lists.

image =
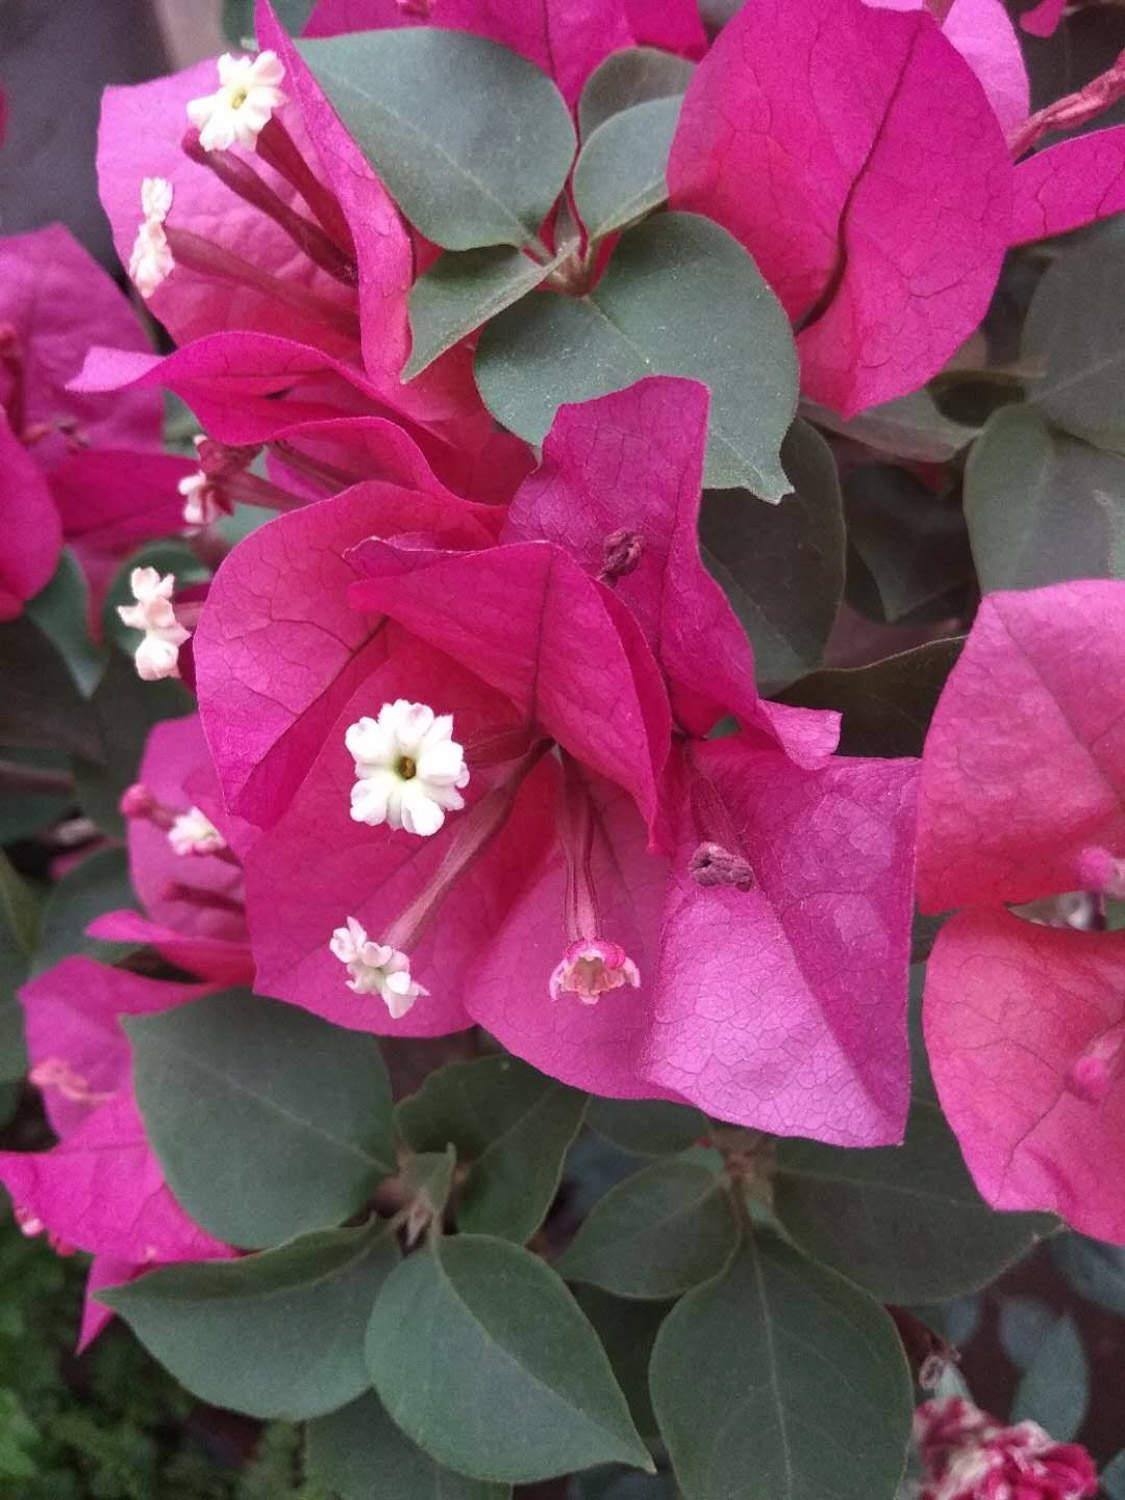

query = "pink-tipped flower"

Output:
[[117, 566, 191, 681], [329, 916, 427, 1019], [549, 939, 640, 1006], [914, 1398, 1098, 1500]]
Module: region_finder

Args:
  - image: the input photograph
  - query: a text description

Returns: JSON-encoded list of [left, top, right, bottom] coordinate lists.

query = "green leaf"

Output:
[[0, 615, 100, 758], [558, 1151, 737, 1299], [775, 1119, 1052, 1303], [72, 648, 193, 838], [1024, 232, 1125, 452], [964, 404, 1125, 591], [572, 1470, 677, 1499], [307, 1392, 511, 1500], [778, 640, 962, 759], [575, 1288, 669, 1442], [699, 419, 844, 690], [586, 1098, 709, 1157], [578, 46, 695, 138], [31, 845, 137, 977], [25, 551, 106, 698], [0, 851, 41, 1082], [1103, 1450, 1125, 1500], [1011, 1314, 1088, 1441], [405, 246, 561, 381], [476, 212, 799, 498], [804, 389, 976, 463], [396, 1055, 587, 1243], [844, 465, 972, 624], [298, 30, 575, 251], [1050, 1233, 1125, 1315], [128, 990, 395, 1248], [99, 1220, 399, 1420], [366, 1235, 652, 1483], [650, 1233, 913, 1500], [573, 98, 681, 241], [997, 1296, 1056, 1372]]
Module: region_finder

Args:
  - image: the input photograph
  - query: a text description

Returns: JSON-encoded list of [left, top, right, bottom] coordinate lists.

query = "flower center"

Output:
[[229, 86, 249, 110], [398, 755, 417, 781]]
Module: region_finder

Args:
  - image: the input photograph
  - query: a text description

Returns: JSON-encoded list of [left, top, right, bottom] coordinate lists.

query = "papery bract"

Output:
[[918, 581, 1125, 1241], [0, 419, 60, 619], [917, 583, 1125, 912], [668, 0, 1012, 414], [1010, 126, 1125, 245], [869, 0, 1029, 133], [503, 378, 841, 766], [926, 910, 1125, 1243]]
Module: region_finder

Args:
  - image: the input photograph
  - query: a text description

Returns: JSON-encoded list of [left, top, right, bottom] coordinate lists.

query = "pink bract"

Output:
[[504, 379, 841, 766], [917, 581, 1125, 1241], [917, 583, 1125, 913], [668, 0, 1012, 415], [1010, 126, 1125, 245], [869, 0, 1029, 134]]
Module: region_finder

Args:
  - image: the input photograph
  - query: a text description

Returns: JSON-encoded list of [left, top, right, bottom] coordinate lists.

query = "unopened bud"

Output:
[[689, 842, 755, 891], [599, 528, 644, 583]]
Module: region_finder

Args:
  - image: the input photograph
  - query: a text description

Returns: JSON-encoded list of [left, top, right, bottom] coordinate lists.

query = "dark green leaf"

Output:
[[31, 845, 137, 977], [0, 615, 100, 758], [964, 404, 1125, 591], [844, 465, 972, 624], [396, 1055, 587, 1243], [1051, 1233, 1125, 1315], [572, 1470, 677, 1499], [912, 1293, 982, 1350], [99, 1221, 399, 1420], [576, 1288, 669, 1442], [804, 390, 976, 463], [650, 1233, 913, 1500], [0, 851, 41, 1081], [1011, 1314, 1088, 1441], [405, 246, 561, 381], [578, 47, 694, 138], [774, 1004, 1053, 1302], [366, 1235, 651, 1483], [573, 98, 681, 241], [476, 212, 799, 498], [998, 1296, 1056, 1372], [298, 30, 575, 251], [1103, 1451, 1125, 1500], [128, 990, 395, 1248], [25, 551, 106, 698], [586, 1098, 708, 1157], [308, 1391, 511, 1499], [0, 747, 72, 842], [558, 1151, 736, 1299], [778, 639, 963, 759], [1025, 233, 1125, 452], [699, 419, 844, 690], [72, 648, 193, 837]]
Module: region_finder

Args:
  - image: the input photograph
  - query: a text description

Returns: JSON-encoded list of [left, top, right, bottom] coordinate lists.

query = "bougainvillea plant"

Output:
[[2, 0, 1125, 1493]]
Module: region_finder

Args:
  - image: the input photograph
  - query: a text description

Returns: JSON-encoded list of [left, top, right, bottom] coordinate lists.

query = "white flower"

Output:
[[168, 806, 227, 856], [178, 470, 222, 528], [128, 177, 174, 298], [117, 567, 190, 681], [329, 916, 427, 1020], [187, 51, 287, 152], [346, 699, 470, 837]]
